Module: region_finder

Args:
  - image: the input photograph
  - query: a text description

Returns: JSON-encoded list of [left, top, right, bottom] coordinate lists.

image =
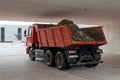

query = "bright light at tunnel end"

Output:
[[0, 20, 99, 27], [0, 20, 40, 25]]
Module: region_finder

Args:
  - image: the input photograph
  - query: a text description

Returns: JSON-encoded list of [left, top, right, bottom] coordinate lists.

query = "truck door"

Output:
[[26, 27, 32, 47]]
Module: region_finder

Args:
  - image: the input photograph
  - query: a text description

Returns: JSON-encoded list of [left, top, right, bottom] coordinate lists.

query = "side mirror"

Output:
[[24, 30, 26, 37]]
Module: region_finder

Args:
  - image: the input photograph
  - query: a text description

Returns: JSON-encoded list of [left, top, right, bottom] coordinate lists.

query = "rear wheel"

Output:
[[84, 53, 101, 67], [29, 48, 36, 61], [44, 50, 55, 66], [55, 51, 70, 70]]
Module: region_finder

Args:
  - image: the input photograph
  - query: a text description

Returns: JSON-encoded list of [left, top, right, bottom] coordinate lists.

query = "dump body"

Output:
[[33, 24, 107, 48]]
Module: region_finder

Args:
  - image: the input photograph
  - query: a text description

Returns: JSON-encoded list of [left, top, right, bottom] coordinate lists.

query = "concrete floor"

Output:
[[0, 43, 120, 80]]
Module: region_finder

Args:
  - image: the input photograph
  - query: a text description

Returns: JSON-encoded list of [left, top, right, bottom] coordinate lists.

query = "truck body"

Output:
[[25, 21, 107, 70]]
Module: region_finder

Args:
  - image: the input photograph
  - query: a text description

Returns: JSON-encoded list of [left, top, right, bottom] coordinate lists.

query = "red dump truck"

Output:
[[24, 20, 107, 70]]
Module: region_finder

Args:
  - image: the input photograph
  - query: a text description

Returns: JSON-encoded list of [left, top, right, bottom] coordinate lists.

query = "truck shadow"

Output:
[[35, 58, 99, 71]]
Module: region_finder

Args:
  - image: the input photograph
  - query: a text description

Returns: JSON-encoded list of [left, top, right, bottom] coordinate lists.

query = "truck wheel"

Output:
[[44, 50, 55, 66], [29, 48, 36, 61], [84, 63, 98, 67], [55, 51, 70, 70]]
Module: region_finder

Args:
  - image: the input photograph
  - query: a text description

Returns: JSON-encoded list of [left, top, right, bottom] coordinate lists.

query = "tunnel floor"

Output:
[[0, 43, 120, 80]]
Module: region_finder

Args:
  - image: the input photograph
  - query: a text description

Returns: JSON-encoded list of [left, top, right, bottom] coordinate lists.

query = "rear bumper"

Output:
[[79, 60, 103, 65]]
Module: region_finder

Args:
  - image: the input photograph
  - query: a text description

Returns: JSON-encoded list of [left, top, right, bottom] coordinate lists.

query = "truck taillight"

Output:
[[68, 50, 76, 54], [96, 49, 103, 53]]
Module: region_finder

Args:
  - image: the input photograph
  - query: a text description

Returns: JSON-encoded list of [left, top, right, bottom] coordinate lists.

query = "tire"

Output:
[[44, 50, 55, 66], [29, 48, 36, 61], [94, 54, 101, 61], [55, 51, 70, 70], [84, 63, 98, 67]]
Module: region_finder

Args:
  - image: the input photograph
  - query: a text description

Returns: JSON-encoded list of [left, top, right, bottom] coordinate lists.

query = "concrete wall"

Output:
[[0, 28, 1, 41], [0, 25, 29, 42], [100, 23, 120, 54]]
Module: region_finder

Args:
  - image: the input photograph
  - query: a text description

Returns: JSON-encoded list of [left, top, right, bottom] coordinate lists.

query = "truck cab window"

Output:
[[27, 27, 32, 36]]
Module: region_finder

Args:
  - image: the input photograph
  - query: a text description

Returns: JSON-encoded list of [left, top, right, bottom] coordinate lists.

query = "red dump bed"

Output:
[[34, 24, 107, 48]]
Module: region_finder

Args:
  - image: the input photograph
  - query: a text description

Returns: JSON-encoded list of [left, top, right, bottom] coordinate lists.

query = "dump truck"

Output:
[[24, 19, 107, 70]]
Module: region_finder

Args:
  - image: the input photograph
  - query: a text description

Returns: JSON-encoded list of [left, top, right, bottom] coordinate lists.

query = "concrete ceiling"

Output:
[[0, 0, 120, 24]]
